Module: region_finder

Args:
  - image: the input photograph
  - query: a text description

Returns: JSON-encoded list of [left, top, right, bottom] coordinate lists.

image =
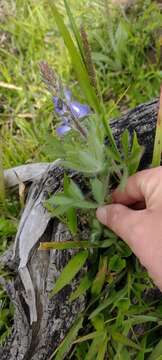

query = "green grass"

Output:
[[1, 0, 162, 357]]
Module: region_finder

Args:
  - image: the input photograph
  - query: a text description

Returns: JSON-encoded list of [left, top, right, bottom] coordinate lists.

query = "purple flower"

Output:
[[56, 119, 71, 136], [53, 88, 90, 135]]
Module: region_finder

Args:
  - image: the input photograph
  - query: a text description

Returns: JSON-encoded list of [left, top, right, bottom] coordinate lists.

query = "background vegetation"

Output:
[[1, 0, 162, 358]]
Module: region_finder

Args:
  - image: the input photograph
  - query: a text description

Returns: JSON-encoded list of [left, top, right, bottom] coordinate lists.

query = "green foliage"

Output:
[[91, 256, 107, 297], [52, 316, 83, 360], [148, 339, 162, 360], [50, 2, 120, 158], [121, 130, 144, 176], [109, 255, 126, 273], [1, 0, 162, 357], [50, 250, 88, 296], [69, 273, 92, 302], [152, 86, 162, 167], [45, 177, 98, 218], [90, 177, 106, 204]]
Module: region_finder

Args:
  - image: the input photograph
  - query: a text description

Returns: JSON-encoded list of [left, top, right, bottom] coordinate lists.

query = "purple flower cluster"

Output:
[[53, 88, 90, 135]]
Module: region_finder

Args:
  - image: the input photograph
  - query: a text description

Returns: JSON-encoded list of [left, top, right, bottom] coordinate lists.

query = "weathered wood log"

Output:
[[0, 97, 159, 360], [4, 163, 51, 190]]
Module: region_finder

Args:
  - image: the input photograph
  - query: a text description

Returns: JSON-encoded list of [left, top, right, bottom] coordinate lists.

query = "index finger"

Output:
[[112, 167, 162, 207]]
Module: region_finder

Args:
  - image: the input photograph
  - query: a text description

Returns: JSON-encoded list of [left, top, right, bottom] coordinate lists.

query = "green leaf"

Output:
[[63, 0, 85, 62], [90, 177, 106, 204], [111, 332, 141, 350], [85, 331, 106, 360], [52, 316, 83, 360], [63, 173, 70, 194], [50, 3, 99, 112], [117, 240, 132, 257], [39, 239, 114, 251], [152, 86, 162, 167], [73, 331, 103, 344], [69, 273, 92, 302], [50, 3, 120, 159], [67, 208, 77, 235], [89, 287, 127, 319], [148, 339, 162, 360], [0, 148, 5, 203], [109, 255, 126, 272], [128, 131, 144, 174], [121, 129, 130, 158], [50, 250, 88, 296], [91, 314, 105, 331], [0, 217, 17, 237], [67, 179, 84, 200], [45, 189, 98, 217], [90, 219, 102, 244], [91, 256, 107, 297], [118, 164, 128, 192], [96, 335, 108, 360]]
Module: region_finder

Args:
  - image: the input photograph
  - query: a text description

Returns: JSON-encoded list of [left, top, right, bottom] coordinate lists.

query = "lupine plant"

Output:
[[37, 1, 157, 360], [39, 1, 162, 359], [1, 0, 162, 357]]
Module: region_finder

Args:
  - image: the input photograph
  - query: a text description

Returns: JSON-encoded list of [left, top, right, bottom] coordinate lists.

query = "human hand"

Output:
[[96, 166, 162, 290]]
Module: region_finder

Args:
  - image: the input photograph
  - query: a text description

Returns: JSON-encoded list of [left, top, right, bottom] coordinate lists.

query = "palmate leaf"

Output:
[[50, 250, 88, 296], [51, 316, 83, 360], [45, 177, 98, 217]]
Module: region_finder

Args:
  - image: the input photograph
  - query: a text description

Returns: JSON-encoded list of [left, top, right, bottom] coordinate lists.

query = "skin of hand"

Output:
[[96, 166, 162, 291]]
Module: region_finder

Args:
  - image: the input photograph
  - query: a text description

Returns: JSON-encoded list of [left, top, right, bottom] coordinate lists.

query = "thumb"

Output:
[[96, 204, 144, 247]]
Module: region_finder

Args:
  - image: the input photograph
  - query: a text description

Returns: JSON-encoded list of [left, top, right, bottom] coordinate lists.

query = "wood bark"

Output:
[[0, 97, 159, 360]]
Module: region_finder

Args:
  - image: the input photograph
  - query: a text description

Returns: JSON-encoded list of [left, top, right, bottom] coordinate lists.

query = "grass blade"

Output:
[[0, 148, 5, 203], [39, 239, 114, 250], [63, 0, 85, 62], [96, 334, 108, 360], [112, 332, 141, 350], [50, 250, 88, 296], [148, 339, 162, 360], [50, 3, 120, 159], [85, 332, 106, 360], [152, 86, 162, 167], [69, 273, 92, 302], [51, 316, 83, 360], [50, 3, 99, 112]]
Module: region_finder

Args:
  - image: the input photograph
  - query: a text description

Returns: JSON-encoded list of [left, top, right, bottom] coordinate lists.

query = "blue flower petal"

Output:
[[64, 88, 72, 102], [56, 124, 71, 136], [53, 96, 67, 116], [70, 101, 90, 118]]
